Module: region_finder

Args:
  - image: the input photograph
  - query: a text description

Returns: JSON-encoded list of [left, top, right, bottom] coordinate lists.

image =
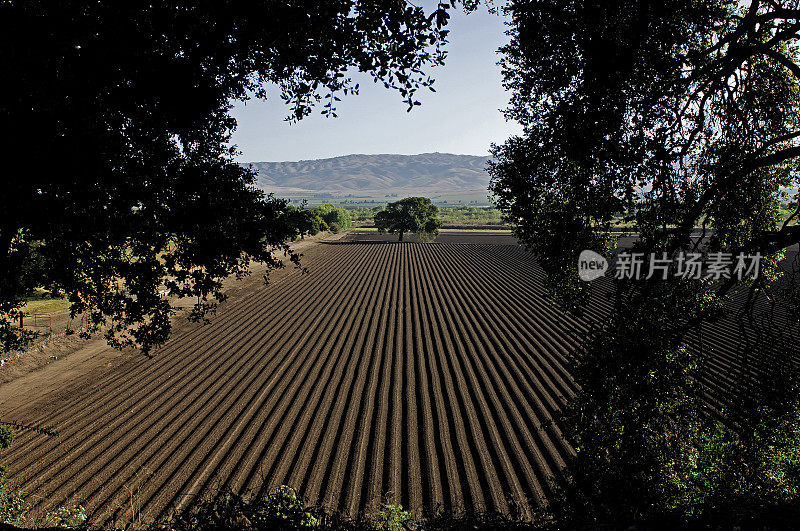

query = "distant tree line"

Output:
[[348, 205, 504, 226]]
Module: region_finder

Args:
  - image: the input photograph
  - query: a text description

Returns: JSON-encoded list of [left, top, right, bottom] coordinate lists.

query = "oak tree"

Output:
[[0, 1, 468, 353], [490, 0, 800, 522], [374, 197, 441, 241]]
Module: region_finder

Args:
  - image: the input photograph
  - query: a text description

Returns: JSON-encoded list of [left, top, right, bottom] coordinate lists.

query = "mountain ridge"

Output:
[[243, 152, 491, 195]]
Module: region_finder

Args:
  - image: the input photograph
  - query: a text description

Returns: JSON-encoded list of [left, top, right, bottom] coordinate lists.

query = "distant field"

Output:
[[351, 227, 513, 235], [289, 194, 493, 207], [348, 205, 506, 227]]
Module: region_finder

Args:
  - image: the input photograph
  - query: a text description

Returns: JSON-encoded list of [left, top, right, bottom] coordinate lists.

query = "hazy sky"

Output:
[[229, 4, 521, 163]]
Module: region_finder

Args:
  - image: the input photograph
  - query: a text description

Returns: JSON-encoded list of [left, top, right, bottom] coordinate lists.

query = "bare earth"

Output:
[[0, 231, 587, 527], [0, 232, 339, 398]]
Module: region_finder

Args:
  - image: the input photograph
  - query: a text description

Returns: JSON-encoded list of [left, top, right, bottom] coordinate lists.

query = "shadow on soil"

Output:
[[3, 489, 799, 530], [41, 486, 796, 530]]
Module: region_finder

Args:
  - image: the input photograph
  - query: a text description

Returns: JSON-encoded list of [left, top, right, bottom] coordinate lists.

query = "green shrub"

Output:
[[165, 485, 319, 530], [254, 485, 319, 528], [41, 504, 87, 528], [372, 503, 410, 531], [0, 423, 27, 527], [0, 476, 27, 527], [690, 407, 800, 513]]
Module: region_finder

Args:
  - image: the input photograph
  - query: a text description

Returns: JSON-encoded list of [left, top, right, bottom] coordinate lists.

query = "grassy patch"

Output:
[[439, 228, 512, 233], [22, 288, 68, 315]]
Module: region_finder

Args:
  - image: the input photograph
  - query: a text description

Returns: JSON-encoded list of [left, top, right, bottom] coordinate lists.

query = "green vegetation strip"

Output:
[[351, 228, 512, 234]]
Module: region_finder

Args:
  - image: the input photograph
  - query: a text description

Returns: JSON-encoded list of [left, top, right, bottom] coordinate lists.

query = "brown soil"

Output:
[[0, 231, 583, 526], [0, 230, 779, 527], [0, 232, 341, 389]]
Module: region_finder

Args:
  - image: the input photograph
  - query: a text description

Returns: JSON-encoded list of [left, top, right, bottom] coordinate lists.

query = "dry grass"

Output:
[[22, 289, 68, 316]]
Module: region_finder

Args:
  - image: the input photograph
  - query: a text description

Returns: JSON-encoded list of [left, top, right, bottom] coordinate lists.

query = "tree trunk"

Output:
[[398, 231, 404, 242]]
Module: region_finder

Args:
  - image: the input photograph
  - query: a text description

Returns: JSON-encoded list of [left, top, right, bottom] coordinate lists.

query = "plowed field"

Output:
[[1, 231, 767, 526]]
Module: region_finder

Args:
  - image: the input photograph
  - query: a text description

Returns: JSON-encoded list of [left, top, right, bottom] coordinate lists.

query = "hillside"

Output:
[[243, 153, 490, 196]]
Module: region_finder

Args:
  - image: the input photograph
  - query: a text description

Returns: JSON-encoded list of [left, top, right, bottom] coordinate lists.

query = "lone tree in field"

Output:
[[490, 0, 800, 523], [0, 1, 476, 354], [375, 197, 441, 242]]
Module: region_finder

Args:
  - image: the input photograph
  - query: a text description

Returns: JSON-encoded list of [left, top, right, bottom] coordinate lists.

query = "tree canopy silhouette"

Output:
[[375, 197, 441, 242], [490, 0, 800, 523], [0, 1, 470, 353]]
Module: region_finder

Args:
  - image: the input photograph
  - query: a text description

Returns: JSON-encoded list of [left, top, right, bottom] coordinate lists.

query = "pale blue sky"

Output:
[[229, 4, 520, 162]]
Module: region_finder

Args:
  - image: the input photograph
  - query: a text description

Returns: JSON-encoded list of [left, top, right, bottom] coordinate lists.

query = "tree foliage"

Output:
[[286, 204, 352, 239], [350, 206, 504, 226], [0, 1, 469, 353], [490, 0, 800, 523], [374, 197, 441, 242], [287, 206, 326, 239], [314, 204, 352, 233]]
